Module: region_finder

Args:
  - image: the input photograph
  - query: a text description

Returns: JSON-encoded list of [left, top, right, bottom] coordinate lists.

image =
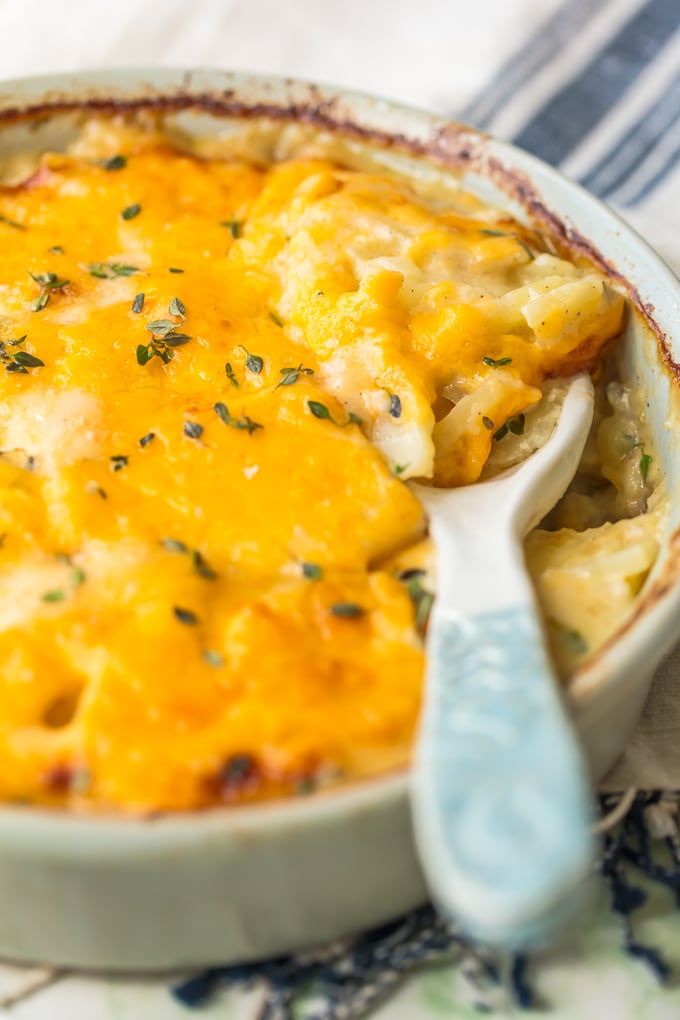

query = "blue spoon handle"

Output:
[[412, 544, 597, 947]]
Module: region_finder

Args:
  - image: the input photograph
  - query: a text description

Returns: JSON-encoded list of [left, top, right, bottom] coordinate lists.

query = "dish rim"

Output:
[[0, 66, 679, 830]]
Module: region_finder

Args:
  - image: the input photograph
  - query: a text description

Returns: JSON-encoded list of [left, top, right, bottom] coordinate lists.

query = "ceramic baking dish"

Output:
[[0, 68, 679, 971]]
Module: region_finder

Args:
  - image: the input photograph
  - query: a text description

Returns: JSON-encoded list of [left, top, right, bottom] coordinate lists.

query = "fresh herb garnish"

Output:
[[42, 589, 66, 603], [295, 776, 318, 795], [121, 203, 141, 220], [168, 267, 184, 274], [220, 219, 243, 238], [88, 262, 140, 278], [388, 393, 402, 418], [183, 421, 203, 439], [101, 154, 127, 171], [162, 538, 189, 554], [481, 228, 534, 261], [173, 606, 199, 625], [85, 482, 108, 499], [213, 402, 263, 434], [482, 356, 513, 367], [549, 621, 588, 655], [482, 416, 495, 430], [302, 562, 322, 581], [110, 455, 128, 472], [12, 351, 44, 369], [393, 463, 408, 477], [5, 362, 27, 374], [493, 414, 526, 441], [275, 364, 314, 388], [193, 550, 217, 580], [308, 400, 360, 428], [202, 649, 224, 667], [214, 402, 230, 425], [168, 297, 186, 319], [162, 538, 217, 580], [6, 335, 27, 347], [220, 753, 257, 789], [399, 569, 434, 634], [131, 292, 145, 314], [640, 449, 653, 481], [225, 362, 239, 387], [0, 213, 26, 231], [71, 568, 86, 587], [309, 400, 332, 420], [146, 319, 177, 336], [330, 602, 365, 619], [30, 271, 69, 312], [138, 320, 191, 365], [240, 346, 263, 374], [49, 245, 64, 254], [139, 431, 155, 447], [268, 310, 283, 327]]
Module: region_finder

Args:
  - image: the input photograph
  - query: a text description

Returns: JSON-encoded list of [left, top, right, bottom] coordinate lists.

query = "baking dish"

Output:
[[0, 68, 679, 970]]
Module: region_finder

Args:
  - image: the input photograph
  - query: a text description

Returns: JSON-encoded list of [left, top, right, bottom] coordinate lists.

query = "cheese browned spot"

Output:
[[0, 120, 632, 811]]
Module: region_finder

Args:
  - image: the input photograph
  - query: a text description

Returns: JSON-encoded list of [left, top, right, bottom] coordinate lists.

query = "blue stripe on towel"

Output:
[[459, 0, 601, 130], [580, 69, 680, 198], [512, 0, 680, 166], [618, 127, 680, 204]]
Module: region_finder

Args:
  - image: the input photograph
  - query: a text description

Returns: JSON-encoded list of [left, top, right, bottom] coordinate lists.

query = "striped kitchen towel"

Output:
[[456, 0, 680, 269]]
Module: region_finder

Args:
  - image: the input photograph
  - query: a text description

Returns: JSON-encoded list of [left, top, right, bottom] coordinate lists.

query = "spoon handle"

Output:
[[412, 521, 597, 948]]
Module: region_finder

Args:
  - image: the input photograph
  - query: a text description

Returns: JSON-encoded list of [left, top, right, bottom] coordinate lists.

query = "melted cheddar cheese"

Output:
[[0, 120, 627, 811]]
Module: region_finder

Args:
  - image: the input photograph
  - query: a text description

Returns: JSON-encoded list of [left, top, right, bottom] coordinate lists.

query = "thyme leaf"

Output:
[[0, 213, 26, 231], [220, 219, 242, 238], [183, 421, 203, 440], [139, 431, 155, 447], [202, 649, 224, 667], [640, 449, 653, 481], [101, 154, 126, 171], [162, 538, 189, 553], [193, 550, 217, 580], [308, 400, 360, 428], [168, 297, 186, 319], [146, 319, 176, 336], [131, 292, 145, 314], [308, 400, 332, 421], [110, 455, 128, 472], [13, 351, 44, 369], [173, 606, 199, 626], [121, 203, 141, 220], [330, 602, 365, 619], [387, 393, 402, 418], [88, 262, 140, 278], [240, 346, 263, 374], [275, 364, 315, 388], [482, 356, 513, 367], [302, 562, 322, 581], [225, 362, 239, 387], [213, 402, 263, 434]]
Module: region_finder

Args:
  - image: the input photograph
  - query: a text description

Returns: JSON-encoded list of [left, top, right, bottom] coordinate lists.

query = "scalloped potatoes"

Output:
[[0, 118, 659, 811]]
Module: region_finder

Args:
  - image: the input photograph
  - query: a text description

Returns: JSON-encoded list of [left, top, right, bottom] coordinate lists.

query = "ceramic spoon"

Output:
[[410, 373, 598, 949]]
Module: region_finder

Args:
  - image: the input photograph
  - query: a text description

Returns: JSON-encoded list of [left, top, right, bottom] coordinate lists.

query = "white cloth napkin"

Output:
[[0, 0, 678, 788]]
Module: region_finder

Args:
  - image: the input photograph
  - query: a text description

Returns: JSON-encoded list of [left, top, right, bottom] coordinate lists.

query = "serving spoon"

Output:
[[410, 373, 598, 949]]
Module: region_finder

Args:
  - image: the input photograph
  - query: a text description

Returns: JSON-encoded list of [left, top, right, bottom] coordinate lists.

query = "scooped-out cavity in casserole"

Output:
[[0, 115, 665, 811]]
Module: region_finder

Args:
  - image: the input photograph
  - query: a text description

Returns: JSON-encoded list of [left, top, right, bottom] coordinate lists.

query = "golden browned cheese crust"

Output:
[[0, 120, 630, 811]]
